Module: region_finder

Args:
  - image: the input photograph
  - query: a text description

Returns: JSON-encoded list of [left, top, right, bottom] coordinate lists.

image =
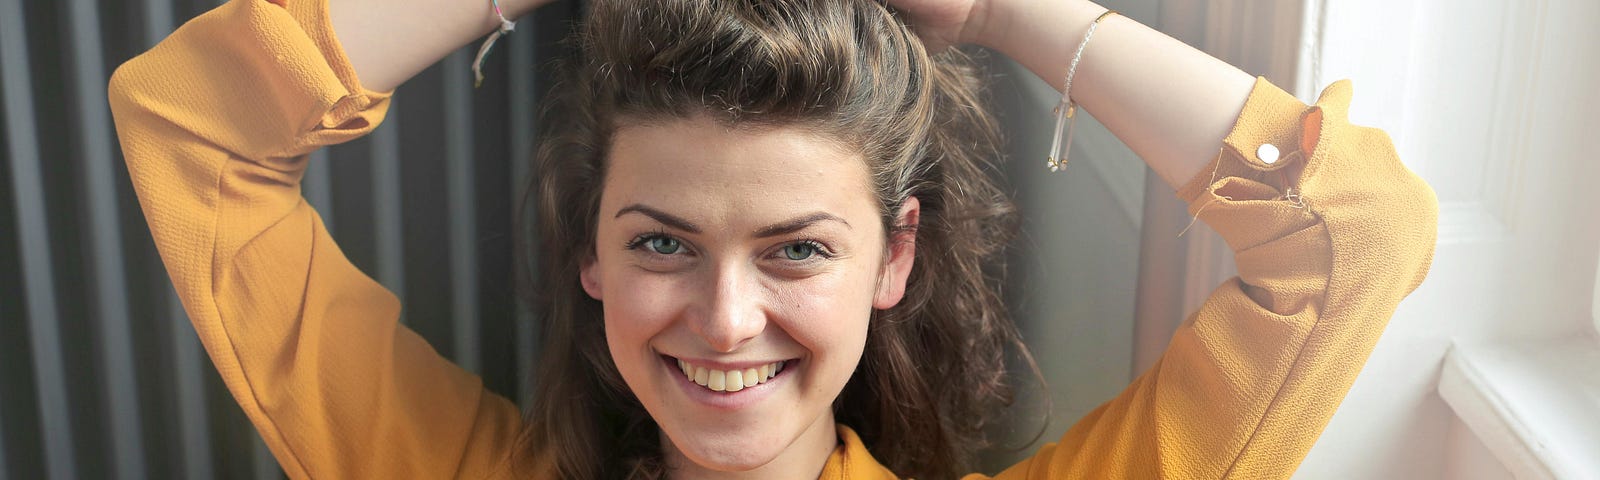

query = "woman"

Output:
[[107, 0, 1438, 478]]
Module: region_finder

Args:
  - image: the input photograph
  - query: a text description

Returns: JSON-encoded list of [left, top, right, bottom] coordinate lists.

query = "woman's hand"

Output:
[[883, 0, 994, 53]]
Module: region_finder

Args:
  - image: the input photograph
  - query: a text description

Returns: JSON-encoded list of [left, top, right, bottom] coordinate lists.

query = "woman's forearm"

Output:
[[975, 0, 1256, 191], [329, 0, 548, 93]]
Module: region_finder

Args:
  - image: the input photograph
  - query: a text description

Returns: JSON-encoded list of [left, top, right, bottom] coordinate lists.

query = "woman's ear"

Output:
[[580, 253, 604, 300], [873, 196, 920, 309]]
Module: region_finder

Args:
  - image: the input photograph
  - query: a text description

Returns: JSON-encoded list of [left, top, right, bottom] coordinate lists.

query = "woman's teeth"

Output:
[[677, 359, 784, 392]]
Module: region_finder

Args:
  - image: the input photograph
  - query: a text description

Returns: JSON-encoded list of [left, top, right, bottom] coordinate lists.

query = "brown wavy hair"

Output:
[[514, 1, 1033, 478]]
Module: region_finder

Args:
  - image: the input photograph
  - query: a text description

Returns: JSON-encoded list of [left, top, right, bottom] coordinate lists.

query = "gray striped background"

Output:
[[0, 0, 577, 478]]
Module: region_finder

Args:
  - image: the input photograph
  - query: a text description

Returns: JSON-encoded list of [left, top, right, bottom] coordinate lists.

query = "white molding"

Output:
[[1293, 0, 1327, 103], [1439, 339, 1600, 480], [1438, 348, 1555, 480], [1476, 0, 1545, 235], [1398, 0, 1542, 247], [1592, 243, 1599, 336]]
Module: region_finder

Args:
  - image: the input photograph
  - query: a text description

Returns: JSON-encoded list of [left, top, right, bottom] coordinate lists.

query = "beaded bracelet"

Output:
[[1046, 9, 1118, 172]]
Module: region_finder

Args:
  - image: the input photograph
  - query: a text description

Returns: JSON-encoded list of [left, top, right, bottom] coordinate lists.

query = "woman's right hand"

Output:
[[883, 0, 992, 53]]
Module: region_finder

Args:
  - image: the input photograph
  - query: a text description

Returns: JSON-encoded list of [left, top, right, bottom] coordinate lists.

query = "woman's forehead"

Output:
[[601, 116, 879, 230]]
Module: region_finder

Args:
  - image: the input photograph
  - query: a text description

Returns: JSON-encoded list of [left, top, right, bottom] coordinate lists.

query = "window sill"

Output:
[[1438, 335, 1600, 479]]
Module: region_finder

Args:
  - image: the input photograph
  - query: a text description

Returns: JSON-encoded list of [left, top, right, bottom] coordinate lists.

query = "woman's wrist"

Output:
[[500, 0, 553, 24], [332, 0, 555, 92]]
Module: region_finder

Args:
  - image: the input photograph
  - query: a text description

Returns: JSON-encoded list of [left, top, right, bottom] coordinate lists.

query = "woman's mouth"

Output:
[[665, 356, 788, 393]]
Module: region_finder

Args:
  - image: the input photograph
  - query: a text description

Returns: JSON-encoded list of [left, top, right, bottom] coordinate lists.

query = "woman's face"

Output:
[[580, 114, 919, 474]]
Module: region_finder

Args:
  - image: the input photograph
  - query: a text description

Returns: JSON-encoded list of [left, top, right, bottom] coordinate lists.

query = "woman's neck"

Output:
[[661, 411, 840, 480]]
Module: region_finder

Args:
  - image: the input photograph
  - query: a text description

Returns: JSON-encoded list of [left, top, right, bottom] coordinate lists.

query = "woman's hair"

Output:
[[514, 0, 1031, 478]]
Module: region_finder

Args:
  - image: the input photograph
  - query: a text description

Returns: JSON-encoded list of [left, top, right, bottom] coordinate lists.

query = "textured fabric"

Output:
[[108, 0, 1437, 478]]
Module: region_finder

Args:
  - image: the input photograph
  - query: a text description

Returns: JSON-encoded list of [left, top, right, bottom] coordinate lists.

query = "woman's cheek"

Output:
[[605, 268, 688, 340], [771, 269, 874, 358]]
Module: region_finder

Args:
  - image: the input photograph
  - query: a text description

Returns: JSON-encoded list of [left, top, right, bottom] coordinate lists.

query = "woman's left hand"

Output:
[[883, 0, 994, 53]]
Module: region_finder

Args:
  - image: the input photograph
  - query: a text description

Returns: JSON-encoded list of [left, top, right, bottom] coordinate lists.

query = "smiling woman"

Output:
[[526, 2, 1023, 476], [562, 111, 1005, 477], [106, 0, 1437, 477]]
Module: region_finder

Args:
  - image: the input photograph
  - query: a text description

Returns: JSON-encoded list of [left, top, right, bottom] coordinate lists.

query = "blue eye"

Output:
[[647, 236, 681, 255], [626, 233, 685, 256], [782, 242, 819, 261]]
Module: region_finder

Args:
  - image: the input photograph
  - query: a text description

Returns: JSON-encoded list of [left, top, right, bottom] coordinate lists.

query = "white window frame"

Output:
[[1135, 0, 1600, 478], [1592, 248, 1599, 335]]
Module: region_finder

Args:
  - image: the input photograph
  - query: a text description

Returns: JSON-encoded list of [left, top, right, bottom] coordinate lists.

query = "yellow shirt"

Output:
[[107, 0, 1437, 478]]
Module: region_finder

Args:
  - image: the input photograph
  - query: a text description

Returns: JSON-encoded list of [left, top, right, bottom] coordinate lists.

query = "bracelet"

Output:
[[1046, 9, 1118, 172], [471, 0, 517, 89]]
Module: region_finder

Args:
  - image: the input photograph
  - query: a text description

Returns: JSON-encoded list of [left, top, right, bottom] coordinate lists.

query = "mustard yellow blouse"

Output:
[[107, 0, 1437, 478]]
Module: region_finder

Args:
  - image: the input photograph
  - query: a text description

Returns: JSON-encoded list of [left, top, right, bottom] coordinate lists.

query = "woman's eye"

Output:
[[781, 242, 818, 261], [647, 236, 681, 255]]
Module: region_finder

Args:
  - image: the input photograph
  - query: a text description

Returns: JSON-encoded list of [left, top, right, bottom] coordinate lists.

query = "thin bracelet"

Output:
[[471, 0, 517, 88], [1046, 9, 1118, 172]]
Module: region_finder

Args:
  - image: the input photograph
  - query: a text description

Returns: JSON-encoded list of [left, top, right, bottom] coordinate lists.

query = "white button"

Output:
[[1257, 143, 1280, 164]]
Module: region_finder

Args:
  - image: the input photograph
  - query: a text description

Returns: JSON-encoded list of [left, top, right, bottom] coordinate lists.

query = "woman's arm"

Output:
[[330, 0, 550, 92], [894, 1, 1437, 479], [894, 0, 1255, 191], [981, 0, 1255, 190], [109, 0, 549, 477]]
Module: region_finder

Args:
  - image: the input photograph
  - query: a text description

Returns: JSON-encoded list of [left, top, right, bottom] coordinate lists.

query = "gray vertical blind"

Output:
[[508, 11, 541, 408], [62, 0, 147, 477], [0, 0, 576, 478], [1, 0, 79, 477]]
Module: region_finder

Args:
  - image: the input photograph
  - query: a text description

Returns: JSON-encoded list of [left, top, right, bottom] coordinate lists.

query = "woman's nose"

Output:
[[689, 263, 766, 353]]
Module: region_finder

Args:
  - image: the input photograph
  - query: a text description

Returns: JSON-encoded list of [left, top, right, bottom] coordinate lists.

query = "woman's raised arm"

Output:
[[893, 1, 1438, 479], [108, 0, 553, 477], [892, 0, 1255, 191], [330, 0, 550, 92]]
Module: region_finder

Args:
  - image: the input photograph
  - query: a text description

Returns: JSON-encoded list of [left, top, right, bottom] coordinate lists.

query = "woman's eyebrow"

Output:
[[616, 204, 700, 233], [752, 212, 851, 238], [614, 204, 850, 238]]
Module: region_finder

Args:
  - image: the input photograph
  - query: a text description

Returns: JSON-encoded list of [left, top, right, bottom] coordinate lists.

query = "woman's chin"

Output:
[[665, 430, 789, 473]]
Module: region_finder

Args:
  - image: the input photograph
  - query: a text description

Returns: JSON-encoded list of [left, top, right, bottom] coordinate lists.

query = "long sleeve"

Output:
[[973, 77, 1438, 479], [107, 0, 532, 478]]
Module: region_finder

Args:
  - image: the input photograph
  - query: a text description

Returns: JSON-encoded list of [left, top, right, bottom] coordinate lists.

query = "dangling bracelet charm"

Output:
[[471, 0, 517, 88], [1047, 9, 1118, 172]]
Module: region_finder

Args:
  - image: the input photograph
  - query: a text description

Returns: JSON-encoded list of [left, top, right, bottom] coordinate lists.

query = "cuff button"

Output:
[[1257, 143, 1281, 165]]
